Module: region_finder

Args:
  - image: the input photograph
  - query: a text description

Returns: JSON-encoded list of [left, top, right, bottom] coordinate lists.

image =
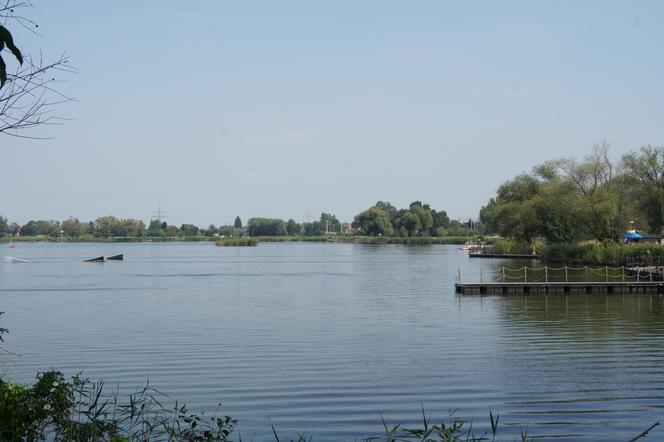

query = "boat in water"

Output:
[[107, 254, 124, 261], [3, 256, 28, 263], [83, 256, 105, 263]]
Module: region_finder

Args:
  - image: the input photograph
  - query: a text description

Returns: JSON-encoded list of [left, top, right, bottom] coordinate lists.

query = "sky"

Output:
[[1, 1, 663, 226]]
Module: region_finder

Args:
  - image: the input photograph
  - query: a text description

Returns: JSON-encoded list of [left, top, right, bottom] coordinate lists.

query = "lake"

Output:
[[1, 242, 663, 441]]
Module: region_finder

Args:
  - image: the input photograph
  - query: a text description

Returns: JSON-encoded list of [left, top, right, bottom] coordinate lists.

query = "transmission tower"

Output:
[[152, 202, 167, 222]]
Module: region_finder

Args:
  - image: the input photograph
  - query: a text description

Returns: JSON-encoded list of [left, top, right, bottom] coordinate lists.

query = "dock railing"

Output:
[[457, 265, 659, 284]]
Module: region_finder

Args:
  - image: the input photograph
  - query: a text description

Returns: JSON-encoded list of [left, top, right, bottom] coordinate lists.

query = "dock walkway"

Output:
[[456, 264, 664, 295], [456, 281, 663, 295]]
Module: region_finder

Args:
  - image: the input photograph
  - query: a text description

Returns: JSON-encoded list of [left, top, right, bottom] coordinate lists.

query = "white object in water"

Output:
[[3, 256, 28, 263]]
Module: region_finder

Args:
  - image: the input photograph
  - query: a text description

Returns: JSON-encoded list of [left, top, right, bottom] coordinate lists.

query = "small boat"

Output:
[[83, 256, 105, 263], [107, 254, 124, 261], [4, 256, 28, 263]]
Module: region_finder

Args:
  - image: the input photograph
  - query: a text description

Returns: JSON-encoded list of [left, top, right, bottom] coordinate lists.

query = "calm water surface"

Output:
[[1, 242, 663, 441]]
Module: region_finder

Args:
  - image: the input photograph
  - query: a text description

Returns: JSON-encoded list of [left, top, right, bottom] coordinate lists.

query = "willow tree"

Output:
[[0, 1, 74, 138], [552, 143, 623, 241]]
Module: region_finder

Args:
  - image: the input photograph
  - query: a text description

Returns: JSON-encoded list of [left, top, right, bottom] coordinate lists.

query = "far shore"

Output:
[[1, 235, 486, 245]]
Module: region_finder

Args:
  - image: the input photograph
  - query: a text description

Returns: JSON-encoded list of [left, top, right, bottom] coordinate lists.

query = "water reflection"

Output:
[[485, 294, 664, 440]]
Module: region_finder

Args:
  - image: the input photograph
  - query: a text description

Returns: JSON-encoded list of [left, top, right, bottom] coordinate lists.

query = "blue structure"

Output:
[[624, 231, 643, 242]]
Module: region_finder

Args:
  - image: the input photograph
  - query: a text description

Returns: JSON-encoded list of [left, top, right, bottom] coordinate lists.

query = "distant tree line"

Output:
[[350, 201, 475, 237], [0, 213, 353, 239], [479, 143, 664, 245], [246, 213, 345, 237], [1, 205, 482, 240], [0, 216, 249, 239]]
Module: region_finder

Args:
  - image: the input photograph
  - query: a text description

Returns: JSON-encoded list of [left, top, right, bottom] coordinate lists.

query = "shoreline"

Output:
[[1, 235, 489, 245]]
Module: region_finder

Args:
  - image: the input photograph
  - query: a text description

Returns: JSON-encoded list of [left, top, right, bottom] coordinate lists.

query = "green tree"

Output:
[[234, 216, 242, 228], [179, 224, 199, 237], [622, 145, 664, 232], [147, 219, 164, 237], [92, 216, 121, 238], [286, 219, 300, 236], [408, 202, 433, 236], [319, 213, 340, 233], [353, 206, 393, 236], [20, 220, 40, 236], [553, 144, 620, 241], [247, 218, 287, 236], [61, 217, 86, 238], [0, 215, 8, 236], [398, 211, 421, 236]]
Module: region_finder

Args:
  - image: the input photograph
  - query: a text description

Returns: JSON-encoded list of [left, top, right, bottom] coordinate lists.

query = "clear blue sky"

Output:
[[2, 1, 663, 226]]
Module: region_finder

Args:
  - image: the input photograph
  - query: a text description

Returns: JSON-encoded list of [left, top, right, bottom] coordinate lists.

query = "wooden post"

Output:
[[524, 266, 528, 283], [622, 266, 625, 282], [585, 267, 589, 282], [650, 268, 653, 282], [545, 266, 548, 283], [637, 271, 640, 283], [480, 268, 483, 284], [565, 266, 568, 283], [502, 267, 505, 283], [458, 267, 461, 283], [605, 266, 608, 282]]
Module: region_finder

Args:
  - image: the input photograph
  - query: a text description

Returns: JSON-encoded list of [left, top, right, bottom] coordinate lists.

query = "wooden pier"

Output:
[[456, 281, 664, 295]]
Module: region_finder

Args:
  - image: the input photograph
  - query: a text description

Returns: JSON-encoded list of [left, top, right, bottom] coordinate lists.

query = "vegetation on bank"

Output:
[[541, 241, 664, 266], [254, 235, 491, 245], [479, 144, 664, 245], [474, 144, 664, 265], [488, 239, 664, 266], [215, 237, 258, 247]]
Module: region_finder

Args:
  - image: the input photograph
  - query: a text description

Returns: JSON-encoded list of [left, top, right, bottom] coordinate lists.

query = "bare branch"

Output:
[[0, 1, 73, 137], [0, 51, 75, 137]]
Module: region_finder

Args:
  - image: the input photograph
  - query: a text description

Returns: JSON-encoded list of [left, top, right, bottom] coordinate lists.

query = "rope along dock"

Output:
[[455, 265, 664, 295]]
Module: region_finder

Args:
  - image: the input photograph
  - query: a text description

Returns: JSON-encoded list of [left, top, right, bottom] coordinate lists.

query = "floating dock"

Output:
[[456, 281, 664, 295]]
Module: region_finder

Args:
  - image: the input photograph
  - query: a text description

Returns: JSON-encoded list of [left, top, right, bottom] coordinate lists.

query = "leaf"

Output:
[[0, 55, 6, 89], [0, 25, 22, 65]]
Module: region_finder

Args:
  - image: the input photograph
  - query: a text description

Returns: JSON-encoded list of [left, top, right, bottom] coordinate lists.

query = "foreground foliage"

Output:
[[0, 374, 530, 442], [0, 371, 236, 442]]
